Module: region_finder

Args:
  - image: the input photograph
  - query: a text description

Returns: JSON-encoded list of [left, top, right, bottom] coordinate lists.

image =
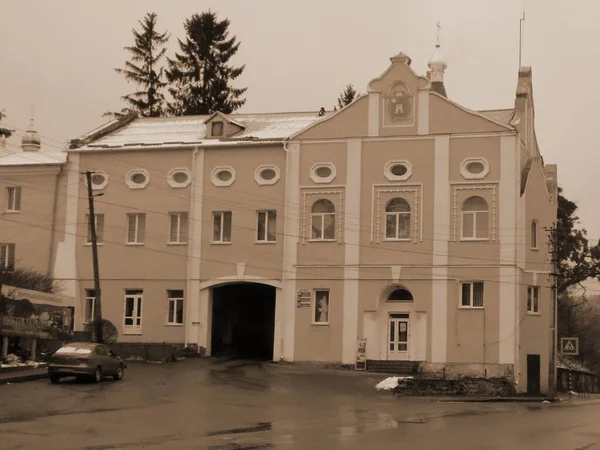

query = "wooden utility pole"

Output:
[[546, 224, 559, 397], [85, 171, 103, 344]]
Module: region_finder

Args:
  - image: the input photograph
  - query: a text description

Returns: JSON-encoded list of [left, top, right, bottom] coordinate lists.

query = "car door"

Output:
[[105, 346, 119, 374], [94, 345, 110, 373]]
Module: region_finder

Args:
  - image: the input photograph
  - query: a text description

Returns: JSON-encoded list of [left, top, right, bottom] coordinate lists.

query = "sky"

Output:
[[1, 0, 599, 247]]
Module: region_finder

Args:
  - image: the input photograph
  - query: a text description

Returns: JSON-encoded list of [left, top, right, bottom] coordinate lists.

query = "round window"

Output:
[[132, 173, 147, 184], [91, 174, 105, 185], [173, 171, 188, 184], [390, 164, 408, 177], [467, 162, 485, 174], [260, 168, 276, 181], [315, 166, 332, 178], [217, 170, 232, 181]]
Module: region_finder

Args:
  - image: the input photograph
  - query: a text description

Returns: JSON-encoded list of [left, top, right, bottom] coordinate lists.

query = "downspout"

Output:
[[47, 165, 64, 276], [185, 147, 199, 349]]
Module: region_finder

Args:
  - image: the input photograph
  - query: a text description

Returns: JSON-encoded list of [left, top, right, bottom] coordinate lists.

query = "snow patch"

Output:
[[375, 376, 413, 391], [55, 347, 91, 355]]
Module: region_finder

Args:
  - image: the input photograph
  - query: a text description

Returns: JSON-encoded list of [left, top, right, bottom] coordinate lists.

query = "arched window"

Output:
[[387, 288, 414, 301], [531, 220, 538, 249], [461, 196, 489, 240], [385, 198, 411, 240], [311, 199, 335, 240]]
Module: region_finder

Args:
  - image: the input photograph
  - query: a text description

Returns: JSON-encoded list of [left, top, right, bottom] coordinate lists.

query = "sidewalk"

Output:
[[0, 366, 48, 385]]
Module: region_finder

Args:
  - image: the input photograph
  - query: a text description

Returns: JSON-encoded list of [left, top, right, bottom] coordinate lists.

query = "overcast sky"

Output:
[[1, 0, 598, 248]]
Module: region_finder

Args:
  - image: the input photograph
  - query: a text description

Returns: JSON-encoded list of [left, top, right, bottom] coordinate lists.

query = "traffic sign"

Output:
[[560, 337, 579, 356]]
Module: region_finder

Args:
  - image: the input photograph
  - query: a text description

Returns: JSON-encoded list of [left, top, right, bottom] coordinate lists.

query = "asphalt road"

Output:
[[0, 359, 599, 449]]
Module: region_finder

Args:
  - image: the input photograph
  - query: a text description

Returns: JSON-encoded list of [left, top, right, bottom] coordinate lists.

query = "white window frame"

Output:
[[460, 281, 485, 309], [384, 160, 413, 182], [167, 290, 184, 325], [531, 220, 538, 250], [212, 211, 232, 243], [384, 198, 411, 241], [0, 243, 16, 271], [167, 168, 192, 189], [310, 200, 336, 241], [313, 289, 330, 325], [460, 157, 490, 180], [127, 213, 146, 245], [123, 289, 143, 335], [5, 186, 21, 212], [86, 213, 104, 245], [310, 163, 336, 184], [211, 166, 235, 187], [527, 286, 540, 314], [255, 165, 281, 186], [256, 210, 277, 243], [461, 198, 489, 241], [126, 169, 150, 190], [168, 212, 188, 244], [84, 289, 96, 323]]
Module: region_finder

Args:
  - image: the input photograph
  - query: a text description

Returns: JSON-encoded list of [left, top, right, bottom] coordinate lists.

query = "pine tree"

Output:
[[336, 84, 358, 110], [166, 11, 246, 116], [0, 110, 12, 138], [108, 12, 170, 118]]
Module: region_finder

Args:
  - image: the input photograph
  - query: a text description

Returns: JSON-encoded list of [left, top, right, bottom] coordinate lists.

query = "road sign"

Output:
[[561, 337, 579, 356]]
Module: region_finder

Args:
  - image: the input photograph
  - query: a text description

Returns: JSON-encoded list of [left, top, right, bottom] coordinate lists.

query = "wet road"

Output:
[[1, 359, 599, 449]]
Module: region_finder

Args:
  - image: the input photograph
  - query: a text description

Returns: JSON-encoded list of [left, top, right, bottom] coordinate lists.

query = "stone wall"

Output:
[[393, 377, 516, 397], [109, 342, 204, 362], [420, 362, 514, 380]]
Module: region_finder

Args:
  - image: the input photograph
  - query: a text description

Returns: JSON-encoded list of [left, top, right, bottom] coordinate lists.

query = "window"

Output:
[[167, 290, 184, 325], [169, 212, 188, 244], [211, 166, 236, 187], [310, 163, 336, 184], [6, 187, 21, 212], [531, 220, 538, 249], [167, 168, 192, 188], [127, 213, 146, 244], [86, 214, 104, 244], [387, 288, 413, 301], [311, 199, 335, 240], [95, 346, 107, 356], [123, 289, 143, 334], [213, 211, 232, 243], [212, 121, 224, 137], [255, 165, 281, 186], [126, 169, 150, 189], [461, 196, 489, 240], [313, 290, 330, 324], [257, 210, 276, 242], [84, 289, 96, 323], [461, 282, 484, 308], [0, 243, 15, 271], [527, 286, 539, 313], [460, 158, 490, 180], [385, 198, 411, 240], [88, 171, 109, 190], [384, 161, 413, 181]]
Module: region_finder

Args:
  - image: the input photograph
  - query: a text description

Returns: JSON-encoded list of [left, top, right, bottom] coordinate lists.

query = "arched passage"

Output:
[[210, 282, 276, 360]]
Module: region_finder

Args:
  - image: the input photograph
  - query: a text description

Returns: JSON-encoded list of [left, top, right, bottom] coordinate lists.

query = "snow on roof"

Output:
[[78, 112, 330, 150], [0, 150, 66, 166], [478, 109, 515, 126]]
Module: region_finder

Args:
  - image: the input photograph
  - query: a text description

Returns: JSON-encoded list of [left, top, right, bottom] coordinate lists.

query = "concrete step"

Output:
[[366, 360, 421, 375]]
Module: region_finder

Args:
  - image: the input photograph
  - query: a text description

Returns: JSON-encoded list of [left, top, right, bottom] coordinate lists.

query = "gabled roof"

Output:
[[72, 112, 331, 151], [0, 150, 66, 167]]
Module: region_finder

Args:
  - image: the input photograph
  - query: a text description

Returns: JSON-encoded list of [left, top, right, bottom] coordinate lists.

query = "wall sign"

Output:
[[355, 338, 367, 370], [296, 290, 311, 308]]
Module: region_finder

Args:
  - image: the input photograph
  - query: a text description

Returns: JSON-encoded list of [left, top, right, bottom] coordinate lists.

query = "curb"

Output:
[[0, 372, 49, 385], [436, 397, 558, 403]]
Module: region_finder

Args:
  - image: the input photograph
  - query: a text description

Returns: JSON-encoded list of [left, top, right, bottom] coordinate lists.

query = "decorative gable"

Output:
[[204, 111, 245, 139]]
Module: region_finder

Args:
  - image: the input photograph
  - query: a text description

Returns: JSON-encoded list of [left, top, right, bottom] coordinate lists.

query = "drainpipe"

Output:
[[47, 165, 64, 276], [184, 147, 199, 349]]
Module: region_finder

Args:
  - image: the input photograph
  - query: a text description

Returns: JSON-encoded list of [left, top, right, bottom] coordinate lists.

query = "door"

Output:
[[387, 313, 410, 361], [124, 290, 143, 335], [527, 354, 541, 395]]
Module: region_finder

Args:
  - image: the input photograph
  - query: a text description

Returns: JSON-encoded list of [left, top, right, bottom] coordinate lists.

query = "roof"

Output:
[[0, 150, 66, 167], [478, 109, 515, 126], [557, 354, 596, 375], [76, 112, 331, 150]]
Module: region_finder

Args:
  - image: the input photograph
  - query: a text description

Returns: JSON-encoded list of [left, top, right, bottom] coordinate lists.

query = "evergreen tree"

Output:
[[166, 11, 246, 116], [108, 12, 170, 118], [0, 110, 13, 138], [336, 84, 358, 110]]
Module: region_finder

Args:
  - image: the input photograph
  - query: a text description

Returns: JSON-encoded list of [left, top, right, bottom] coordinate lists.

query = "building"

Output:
[[0, 44, 557, 394]]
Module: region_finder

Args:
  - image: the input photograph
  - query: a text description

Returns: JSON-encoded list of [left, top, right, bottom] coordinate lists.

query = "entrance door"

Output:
[[387, 313, 409, 361], [124, 290, 143, 335], [527, 354, 541, 395]]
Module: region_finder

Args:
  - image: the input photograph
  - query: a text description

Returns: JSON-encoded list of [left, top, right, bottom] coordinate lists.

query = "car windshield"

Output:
[[55, 346, 93, 355]]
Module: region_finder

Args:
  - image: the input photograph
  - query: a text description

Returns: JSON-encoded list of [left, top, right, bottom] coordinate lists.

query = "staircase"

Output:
[[366, 360, 421, 375]]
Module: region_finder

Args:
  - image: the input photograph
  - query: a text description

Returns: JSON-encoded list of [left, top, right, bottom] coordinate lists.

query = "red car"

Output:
[[48, 342, 126, 383]]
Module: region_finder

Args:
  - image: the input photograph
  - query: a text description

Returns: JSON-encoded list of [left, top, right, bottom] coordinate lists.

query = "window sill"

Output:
[[167, 242, 188, 246], [383, 238, 411, 242], [308, 239, 336, 243], [531, 247, 539, 251], [126, 242, 145, 246], [211, 241, 232, 245], [527, 312, 541, 316], [459, 238, 489, 243], [255, 241, 277, 245], [122, 332, 142, 336], [311, 322, 330, 326], [165, 323, 184, 327], [84, 243, 104, 247], [4, 210, 20, 214], [459, 306, 484, 310]]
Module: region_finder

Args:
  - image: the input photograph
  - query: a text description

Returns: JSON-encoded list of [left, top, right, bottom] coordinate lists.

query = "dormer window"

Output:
[[212, 122, 224, 137]]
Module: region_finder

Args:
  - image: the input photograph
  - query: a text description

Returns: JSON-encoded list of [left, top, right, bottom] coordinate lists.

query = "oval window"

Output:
[[467, 162, 485, 174], [260, 168, 277, 181], [390, 164, 408, 177], [132, 173, 147, 184], [173, 171, 188, 184], [217, 170, 232, 181], [316, 166, 332, 178], [91, 174, 105, 185]]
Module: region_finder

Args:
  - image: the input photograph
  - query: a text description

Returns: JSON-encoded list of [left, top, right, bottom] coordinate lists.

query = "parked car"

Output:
[[48, 342, 126, 383]]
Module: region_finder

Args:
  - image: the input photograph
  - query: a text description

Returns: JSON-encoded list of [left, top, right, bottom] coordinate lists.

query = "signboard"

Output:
[[561, 337, 579, 356], [1, 285, 74, 307], [296, 290, 311, 309], [355, 339, 367, 370], [0, 295, 74, 340]]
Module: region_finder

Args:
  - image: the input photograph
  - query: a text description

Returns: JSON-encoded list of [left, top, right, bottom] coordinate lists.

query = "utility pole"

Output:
[[85, 171, 103, 344], [546, 223, 559, 397]]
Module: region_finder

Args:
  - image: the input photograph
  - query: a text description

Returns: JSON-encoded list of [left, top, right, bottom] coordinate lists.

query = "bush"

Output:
[[85, 319, 119, 344]]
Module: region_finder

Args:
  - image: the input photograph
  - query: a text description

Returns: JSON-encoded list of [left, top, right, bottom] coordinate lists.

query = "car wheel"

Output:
[[50, 374, 60, 384], [113, 365, 124, 381], [93, 367, 102, 383]]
